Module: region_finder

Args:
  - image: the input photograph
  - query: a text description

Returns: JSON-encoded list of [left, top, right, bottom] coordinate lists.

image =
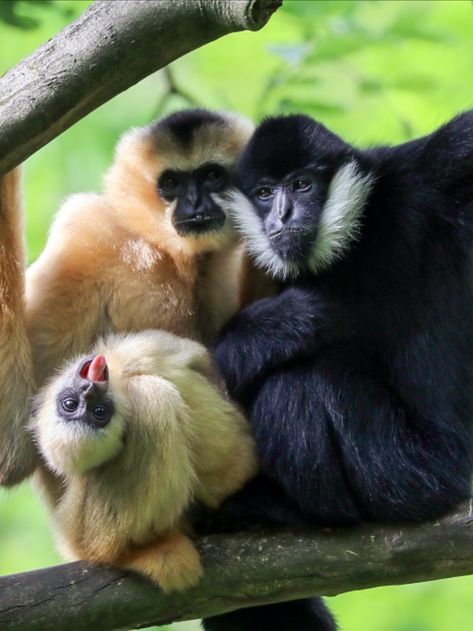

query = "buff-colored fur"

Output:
[[25, 113, 254, 387], [32, 329, 257, 593], [0, 171, 37, 485], [0, 113, 257, 487]]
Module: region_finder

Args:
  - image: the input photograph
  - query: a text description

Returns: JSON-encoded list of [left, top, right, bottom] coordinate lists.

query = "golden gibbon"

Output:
[[1, 109, 259, 486]]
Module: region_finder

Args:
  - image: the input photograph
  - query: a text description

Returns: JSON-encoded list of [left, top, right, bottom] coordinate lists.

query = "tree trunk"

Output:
[[0, 0, 281, 176], [0, 501, 472, 630]]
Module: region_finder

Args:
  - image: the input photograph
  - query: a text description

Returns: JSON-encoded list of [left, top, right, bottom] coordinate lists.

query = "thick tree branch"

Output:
[[0, 0, 281, 176], [1, 501, 472, 630]]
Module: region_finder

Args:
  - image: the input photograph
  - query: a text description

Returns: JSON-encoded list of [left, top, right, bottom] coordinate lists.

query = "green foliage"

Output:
[[0, 0, 76, 30], [1, 1, 473, 630]]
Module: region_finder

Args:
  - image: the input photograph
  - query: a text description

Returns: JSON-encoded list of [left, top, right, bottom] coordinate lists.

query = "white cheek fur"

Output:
[[308, 160, 373, 274], [33, 390, 127, 476], [222, 189, 299, 280], [226, 161, 373, 280]]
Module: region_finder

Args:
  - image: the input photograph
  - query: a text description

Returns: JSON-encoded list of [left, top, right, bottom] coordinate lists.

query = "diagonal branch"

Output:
[[0, 501, 472, 631], [0, 0, 281, 176]]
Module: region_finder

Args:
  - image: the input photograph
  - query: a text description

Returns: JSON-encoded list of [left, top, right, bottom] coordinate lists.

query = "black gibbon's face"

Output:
[[233, 114, 372, 279], [56, 355, 114, 429], [158, 162, 228, 236], [248, 164, 334, 264]]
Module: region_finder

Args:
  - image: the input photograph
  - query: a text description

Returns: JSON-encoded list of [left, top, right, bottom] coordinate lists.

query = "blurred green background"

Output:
[[1, 1, 472, 630]]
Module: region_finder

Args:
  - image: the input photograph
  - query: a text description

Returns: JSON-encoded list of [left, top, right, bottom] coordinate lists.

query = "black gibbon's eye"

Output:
[[93, 405, 109, 421], [256, 187, 273, 200], [293, 178, 311, 192], [62, 398, 79, 413]]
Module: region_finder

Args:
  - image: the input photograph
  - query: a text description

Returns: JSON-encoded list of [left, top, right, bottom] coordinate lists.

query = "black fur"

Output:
[[151, 108, 225, 147], [203, 598, 336, 631], [202, 111, 473, 630]]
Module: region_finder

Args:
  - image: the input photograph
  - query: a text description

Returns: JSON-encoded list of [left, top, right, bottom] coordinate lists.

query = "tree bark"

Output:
[[1, 501, 472, 631], [0, 0, 281, 177]]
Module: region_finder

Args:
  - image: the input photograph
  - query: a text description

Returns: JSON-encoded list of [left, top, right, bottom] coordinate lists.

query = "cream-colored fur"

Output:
[[25, 112, 255, 387], [32, 330, 257, 593]]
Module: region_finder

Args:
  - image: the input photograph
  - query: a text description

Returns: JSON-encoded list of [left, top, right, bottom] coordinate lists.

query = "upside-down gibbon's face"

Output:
[[32, 355, 128, 475], [103, 109, 255, 254]]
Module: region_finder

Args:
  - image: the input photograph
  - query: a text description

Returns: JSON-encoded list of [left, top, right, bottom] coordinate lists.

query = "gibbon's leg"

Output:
[[0, 170, 37, 485], [118, 530, 203, 594], [249, 346, 472, 524], [203, 598, 337, 631]]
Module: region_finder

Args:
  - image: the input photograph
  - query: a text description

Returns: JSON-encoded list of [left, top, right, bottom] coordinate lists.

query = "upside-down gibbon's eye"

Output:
[[62, 398, 79, 413], [93, 405, 108, 421], [256, 187, 273, 200]]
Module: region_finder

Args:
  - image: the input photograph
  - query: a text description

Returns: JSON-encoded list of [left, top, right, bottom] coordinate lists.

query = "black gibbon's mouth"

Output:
[[174, 215, 226, 236], [269, 227, 315, 264], [269, 227, 311, 241]]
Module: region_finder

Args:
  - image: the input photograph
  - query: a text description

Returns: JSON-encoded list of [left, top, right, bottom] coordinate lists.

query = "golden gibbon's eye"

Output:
[[164, 175, 178, 189], [206, 169, 222, 183], [93, 405, 108, 421], [256, 187, 273, 200]]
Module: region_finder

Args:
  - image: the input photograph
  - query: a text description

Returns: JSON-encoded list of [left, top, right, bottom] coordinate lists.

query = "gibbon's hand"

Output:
[[213, 286, 328, 403]]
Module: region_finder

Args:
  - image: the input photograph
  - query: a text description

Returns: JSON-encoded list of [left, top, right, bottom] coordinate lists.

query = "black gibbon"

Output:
[[202, 112, 473, 630], [0, 108, 257, 486], [31, 329, 257, 593]]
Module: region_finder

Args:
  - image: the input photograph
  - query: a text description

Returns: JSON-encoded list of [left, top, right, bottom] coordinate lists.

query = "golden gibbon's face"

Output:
[[103, 110, 255, 252]]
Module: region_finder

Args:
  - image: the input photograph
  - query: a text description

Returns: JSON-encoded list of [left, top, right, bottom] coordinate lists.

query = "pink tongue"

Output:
[[87, 355, 107, 382]]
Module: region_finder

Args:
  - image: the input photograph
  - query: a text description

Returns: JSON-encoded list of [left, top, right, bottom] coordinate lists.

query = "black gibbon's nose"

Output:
[[276, 192, 293, 221]]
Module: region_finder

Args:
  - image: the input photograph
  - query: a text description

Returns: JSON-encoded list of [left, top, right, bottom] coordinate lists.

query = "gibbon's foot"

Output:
[[123, 531, 203, 593]]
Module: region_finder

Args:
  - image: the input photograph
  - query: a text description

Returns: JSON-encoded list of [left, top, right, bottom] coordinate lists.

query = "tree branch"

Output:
[[1, 501, 472, 630], [0, 0, 281, 176]]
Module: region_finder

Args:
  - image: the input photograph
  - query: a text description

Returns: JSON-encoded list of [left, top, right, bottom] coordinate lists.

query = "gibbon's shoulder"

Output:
[[93, 330, 211, 380], [28, 192, 131, 281], [48, 192, 118, 246]]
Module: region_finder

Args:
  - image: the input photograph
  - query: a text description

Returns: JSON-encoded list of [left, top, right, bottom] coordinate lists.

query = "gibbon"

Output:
[[0, 108, 255, 486], [26, 108, 254, 382], [31, 329, 257, 593], [0, 170, 37, 485], [203, 112, 473, 630]]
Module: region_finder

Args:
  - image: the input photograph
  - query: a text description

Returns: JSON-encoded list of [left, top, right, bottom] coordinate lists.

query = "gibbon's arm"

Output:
[[25, 195, 109, 386], [213, 285, 330, 402], [179, 370, 258, 508], [0, 170, 37, 485], [249, 347, 471, 525]]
